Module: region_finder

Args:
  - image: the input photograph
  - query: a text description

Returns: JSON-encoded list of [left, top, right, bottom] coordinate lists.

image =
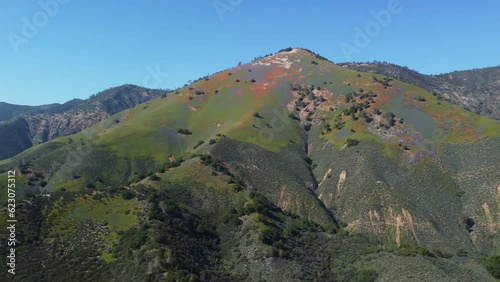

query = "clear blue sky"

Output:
[[1, 0, 499, 106]]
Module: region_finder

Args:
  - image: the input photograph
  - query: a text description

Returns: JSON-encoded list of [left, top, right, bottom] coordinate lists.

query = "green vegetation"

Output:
[[177, 128, 192, 135], [346, 138, 359, 147], [486, 255, 500, 279]]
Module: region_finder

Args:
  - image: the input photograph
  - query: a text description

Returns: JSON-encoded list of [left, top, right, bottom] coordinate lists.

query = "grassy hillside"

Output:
[[1, 48, 499, 281]]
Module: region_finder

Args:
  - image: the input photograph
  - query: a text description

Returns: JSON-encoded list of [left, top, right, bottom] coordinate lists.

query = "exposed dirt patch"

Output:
[[277, 185, 291, 210], [497, 184, 500, 202], [482, 202, 496, 233], [337, 171, 347, 193], [351, 207, 420, 248], [402, 208, 419, 244], [368, 209, 384, 235], [318, 168, 332, 187]]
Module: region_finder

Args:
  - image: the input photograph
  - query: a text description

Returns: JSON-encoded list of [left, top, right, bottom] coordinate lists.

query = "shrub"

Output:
[[346, 139, 359, 147], [487, 255, 500, 279], [209, 139, 216, 145], [384, 112, 396, 127], [221, 208, 242, 225], [278, 47, 293, 53], [288, 113, 300, 121], [258, 226, 281, 245], [177, 128, 192, 135], [415, 96, 427, 102], [122, 190, 135, 200], [358, 269, 379, 282], [244, 195, 270, 215], [253, 112, 262, 118], [193, 140, 205, 149], [464, 217, 475, 233], [149, 175, 161, 181]]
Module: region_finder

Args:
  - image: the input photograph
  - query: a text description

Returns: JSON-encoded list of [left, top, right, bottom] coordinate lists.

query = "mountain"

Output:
[[0, 84, 170, 160], [339, 62, 500, 121], [1, 49, 499, 281], [0, 102, 61, 123]]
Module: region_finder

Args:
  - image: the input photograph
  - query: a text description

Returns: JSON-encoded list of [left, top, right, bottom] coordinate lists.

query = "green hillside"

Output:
[[1, 48, 499, 281]]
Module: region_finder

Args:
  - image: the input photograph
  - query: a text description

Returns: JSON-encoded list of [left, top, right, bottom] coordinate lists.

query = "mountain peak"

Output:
[[275, 47, 333, 62]]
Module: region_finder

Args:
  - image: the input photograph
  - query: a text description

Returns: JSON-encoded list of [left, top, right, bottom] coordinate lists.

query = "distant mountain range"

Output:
[[0, 49, 499, 281]]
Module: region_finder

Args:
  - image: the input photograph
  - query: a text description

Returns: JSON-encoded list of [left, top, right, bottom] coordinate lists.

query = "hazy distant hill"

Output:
[[340, 62, 500, 120], [0, 49, 499, 281]]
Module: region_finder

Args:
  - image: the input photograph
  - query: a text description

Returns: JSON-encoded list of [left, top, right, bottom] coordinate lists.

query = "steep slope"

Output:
[[1, 49, 499, 281], [0, 84, 170, 160], [340, 63, 500, 120]]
